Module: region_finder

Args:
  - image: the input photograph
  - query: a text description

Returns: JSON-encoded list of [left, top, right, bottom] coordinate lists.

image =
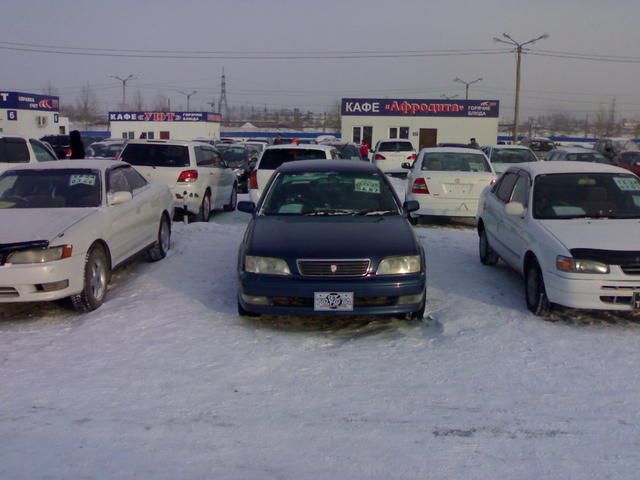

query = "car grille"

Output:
[[296, 259, 370, 277], [621, 265, 640, 275], [0, 287, 19, 298]]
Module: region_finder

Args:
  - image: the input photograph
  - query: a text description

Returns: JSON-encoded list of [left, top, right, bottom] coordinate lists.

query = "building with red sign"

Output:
[[109, 111, 221, 141], [0, 90, 69, 137], [340, 98, 500, 150]]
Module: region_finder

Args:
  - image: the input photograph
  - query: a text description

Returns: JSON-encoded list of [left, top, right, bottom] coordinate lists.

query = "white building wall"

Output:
[[110, 121, 220, 141], [341, 115, 499, 149], [0, 109, 65, 137]]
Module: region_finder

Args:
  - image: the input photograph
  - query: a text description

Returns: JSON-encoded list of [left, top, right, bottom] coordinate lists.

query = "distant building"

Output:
[[0, 90, 69, 137], [108, 111, 221, 141], [340, 98, 499, 148]]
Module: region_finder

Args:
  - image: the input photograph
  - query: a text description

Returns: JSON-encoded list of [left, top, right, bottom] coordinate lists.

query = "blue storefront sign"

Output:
[[341, 98, 499, 118], [108, 111, 222, 122], [0, 91, 60, 112]]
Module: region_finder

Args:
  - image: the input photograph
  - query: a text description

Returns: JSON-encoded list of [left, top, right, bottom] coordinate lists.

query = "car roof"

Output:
[[0, 134, 35, 141], [125, 139, 200, 147], [3, 159, 127, 172], [277, 159, 378, 173], [420, 147, 486, 155], [488, 144, 532, 150], [377, 138, 413, 143], [508, 160, 630, 177], [264, 144, 335, 152], [553, 147, 599, 153]]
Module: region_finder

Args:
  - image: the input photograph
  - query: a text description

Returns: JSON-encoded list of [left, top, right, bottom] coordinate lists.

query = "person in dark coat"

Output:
[[70, 130, 85, 159]]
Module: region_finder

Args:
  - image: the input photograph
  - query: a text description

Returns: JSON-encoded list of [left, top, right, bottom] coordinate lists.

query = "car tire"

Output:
[[70, 245, 110, 312], [237, 298, 260, 317], [197, 192, 211, 222], [525, 260, 552, 317], [479, 227, 499, 265], [224, 185, 237, 212], [147, 215, 171, 262]]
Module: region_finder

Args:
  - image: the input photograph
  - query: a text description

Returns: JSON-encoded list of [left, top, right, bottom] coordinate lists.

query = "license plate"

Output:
[[634, 292, 640, 310], [314, 292, 354, 311]]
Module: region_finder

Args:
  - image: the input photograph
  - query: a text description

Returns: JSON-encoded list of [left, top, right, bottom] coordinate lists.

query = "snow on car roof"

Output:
[[2, 159, 126, 172], [264, 144, 335, 151]]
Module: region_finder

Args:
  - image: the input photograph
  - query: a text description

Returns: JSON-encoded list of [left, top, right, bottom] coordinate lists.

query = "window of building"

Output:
[[399, 127, 410, 139], [147, 132, 155, 140], [389, 127, 398, 139], [352, 127, 361, 144]]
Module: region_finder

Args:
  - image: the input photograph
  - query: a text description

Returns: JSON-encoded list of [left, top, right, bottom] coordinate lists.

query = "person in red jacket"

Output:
[[359, 141, 369, 161]]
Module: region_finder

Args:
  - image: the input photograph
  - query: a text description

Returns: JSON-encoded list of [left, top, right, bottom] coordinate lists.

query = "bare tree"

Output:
[[72, 84, 100, 126], [41, 81, 58, 96], [152, 92, 169, 111]]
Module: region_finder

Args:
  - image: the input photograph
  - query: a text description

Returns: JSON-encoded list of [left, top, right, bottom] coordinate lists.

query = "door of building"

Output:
[[419, 129, 437, 149]]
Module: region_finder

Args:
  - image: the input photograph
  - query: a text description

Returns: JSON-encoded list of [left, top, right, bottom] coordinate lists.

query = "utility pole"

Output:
[[178, 90, 197, 112], [218, 68, 229, 122], [453, 77, 482, 100], [494, 33, 548, 144], [109, 74, 135, 109], [440, 94, 459, 100]]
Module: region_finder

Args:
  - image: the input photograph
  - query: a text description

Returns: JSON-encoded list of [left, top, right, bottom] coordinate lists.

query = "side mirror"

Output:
[[505, 201, 525, 217], [403, 200, 420, 214], [401, 162, 413, 170], [108, 191, 133, 206], [237, 201, 256, 214]]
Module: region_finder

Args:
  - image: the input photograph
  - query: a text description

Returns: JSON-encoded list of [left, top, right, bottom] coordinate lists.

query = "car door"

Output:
[[483, 170, 519, 262], [209, 148, 234, 208], [105, 166, 145, 264], [498, 172, 531, 272], [123, 165, 157, 247]]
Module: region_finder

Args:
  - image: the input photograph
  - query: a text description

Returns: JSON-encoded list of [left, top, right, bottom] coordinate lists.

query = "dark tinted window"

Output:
[[620, 152, 640, 165], [0, 137, 29, 163], [378, 141, 413, 152], [259, 148, 328, 170], [496, 172, 519, 202], [221, 147, 248, 166], [123, 166, 147, 190], [336, 145, 361, 160], [490, 148, 537, 164], [40, 135, 70, 147], [510, 175, 530, 206], [421, 152, 491, 172], [121, 144, 190, 167], [566, 152, 609, 164]]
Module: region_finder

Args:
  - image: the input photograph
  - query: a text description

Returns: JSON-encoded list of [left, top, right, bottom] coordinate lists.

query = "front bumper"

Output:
[[238, 271, 426, 316], [0, 254, 86, 303], [545, 270, 640, 311]]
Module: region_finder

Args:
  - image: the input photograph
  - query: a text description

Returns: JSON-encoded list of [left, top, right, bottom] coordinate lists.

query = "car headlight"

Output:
[[376, 255, 421, 275], [7, 245, 73, 264], [245, 255, 291, 275], [556, 255, 609, 274]]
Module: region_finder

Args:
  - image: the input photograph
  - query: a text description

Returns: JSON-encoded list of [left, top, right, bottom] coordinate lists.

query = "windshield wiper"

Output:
[[355, 209, 397, 216], [304, 209, 355, 216]]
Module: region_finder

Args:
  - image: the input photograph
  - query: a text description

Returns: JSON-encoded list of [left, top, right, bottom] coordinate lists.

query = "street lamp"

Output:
[[109, 74, 135, 108], [453, 77, 483, 100], [177, 90, 197, 112], [493, 33, 548, 143]]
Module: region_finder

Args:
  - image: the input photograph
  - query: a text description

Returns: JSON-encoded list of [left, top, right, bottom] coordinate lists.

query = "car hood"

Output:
[[0, 208, 97, 244], [247, 215, 420, 259], [540, 218, 640, 251]]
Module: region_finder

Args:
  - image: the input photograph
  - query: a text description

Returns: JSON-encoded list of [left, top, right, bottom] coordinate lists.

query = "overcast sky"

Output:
[[2, 0, 640, 121]]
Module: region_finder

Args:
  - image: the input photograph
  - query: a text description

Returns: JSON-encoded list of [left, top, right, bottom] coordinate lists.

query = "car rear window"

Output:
[[379, 141, 414, 152], [120, 144, 190, 167], [566, 152, 609, 164], [259, 148, 327, 170], [0, 137, 29, 163], [421, 152, 491, 172], [490, 148, 537, 164]]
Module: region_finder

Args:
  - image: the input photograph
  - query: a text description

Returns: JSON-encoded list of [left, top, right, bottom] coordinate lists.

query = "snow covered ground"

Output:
[[2, 185, 640, 479]]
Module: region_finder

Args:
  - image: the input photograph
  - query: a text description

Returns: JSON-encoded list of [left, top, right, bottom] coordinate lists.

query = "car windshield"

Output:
[[379, 141, 413, 152], [261, 171, 400, 216], [120, 144, 189, 167], [336, 145, 361, 160], [0, 137, 29, 163], [490, 148, 537, 164], [533, 173, 640, 219], [221, 148, 247, 166], [259, 148, 327, 170], [0, 169, 102, 208], [421, 152, 491, 172], [566, 152, 609, 163]]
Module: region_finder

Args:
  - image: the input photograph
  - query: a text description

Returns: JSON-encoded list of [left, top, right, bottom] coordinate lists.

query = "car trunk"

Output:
[[419, 171, 494, 199]]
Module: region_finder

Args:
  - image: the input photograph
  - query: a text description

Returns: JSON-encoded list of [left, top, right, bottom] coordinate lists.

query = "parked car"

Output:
[[248, 144, 337, 204], [1, 135, 58, 174], [437, 142, 477, 149], [86, 139, 127, 159], [404, 147, 496, 222], [546, 147, 609, 164], [119, 140, 237, 221], [612, 150, 640, 176], [476, 161, 640, 316], [0, 160, 173, 311], [481, 144, 538, 175], [220, 144, 255, 193], [241, 141, 267, 157], [519, 136, 555, 160], [40, 134, 72, 159], [236, 160, 425, 318], [333, 143, 364, 161], [371, 139, 417, 173], [594, 137, 639, 161]]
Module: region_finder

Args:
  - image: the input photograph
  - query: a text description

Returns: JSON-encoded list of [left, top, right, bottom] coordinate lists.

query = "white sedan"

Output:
[[0, 160, 173, 311], [476, 161, 640, 315], [405, 147, 496, 221]]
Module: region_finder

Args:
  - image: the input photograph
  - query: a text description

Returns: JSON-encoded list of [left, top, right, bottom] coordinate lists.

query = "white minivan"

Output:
[[120, 140, 237, 221], [0, 135, 58, 174]]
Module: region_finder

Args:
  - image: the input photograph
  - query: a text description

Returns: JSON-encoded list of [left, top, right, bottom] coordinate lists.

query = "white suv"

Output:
[[120, 140, 237, 221], [248, 144, 337, 204], [0, 135, 58, 174], [372, 139, 416, 173]]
